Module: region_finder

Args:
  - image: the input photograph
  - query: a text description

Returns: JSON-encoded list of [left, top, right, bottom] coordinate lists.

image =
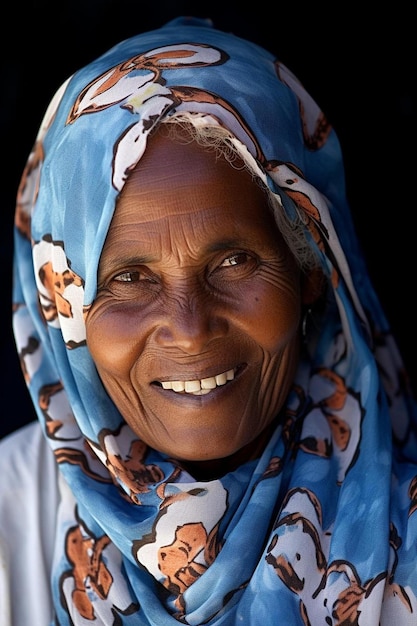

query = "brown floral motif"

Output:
[[266, 488, 414, 623], [38, 253, 84, 323], [15, 140, 44, 240], [65, 524, 112, 620], [106, 438, 165, 502], [299, 367, 363, 484], [158, 521, 219, 594]]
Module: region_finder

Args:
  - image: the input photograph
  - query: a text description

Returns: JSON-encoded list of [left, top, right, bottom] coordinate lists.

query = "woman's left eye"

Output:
[[220, 252, 251, 267]]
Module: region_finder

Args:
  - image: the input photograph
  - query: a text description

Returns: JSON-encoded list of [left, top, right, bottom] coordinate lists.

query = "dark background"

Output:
[[1, 2, 414, 438]]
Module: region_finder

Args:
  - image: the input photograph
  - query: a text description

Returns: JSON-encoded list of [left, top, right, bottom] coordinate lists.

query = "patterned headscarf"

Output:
[[13, 16, 417, 625]]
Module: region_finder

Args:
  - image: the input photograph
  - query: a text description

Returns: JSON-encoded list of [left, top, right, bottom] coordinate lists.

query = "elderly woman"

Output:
[[1, 15, 416, 626]]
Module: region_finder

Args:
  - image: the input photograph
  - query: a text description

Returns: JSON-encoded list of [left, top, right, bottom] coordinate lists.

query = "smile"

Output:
[[160, 368, 236, 396]]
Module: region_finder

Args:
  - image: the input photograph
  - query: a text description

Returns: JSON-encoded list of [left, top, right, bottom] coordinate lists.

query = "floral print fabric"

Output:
[[12, 16, 417, 625]]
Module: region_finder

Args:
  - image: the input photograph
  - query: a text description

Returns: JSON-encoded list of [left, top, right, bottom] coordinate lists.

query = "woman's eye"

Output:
[[220, 252, 251, 267], [211, 252, 259, 281], [114, 270, 141, 282], [113, 268, 157, 283]]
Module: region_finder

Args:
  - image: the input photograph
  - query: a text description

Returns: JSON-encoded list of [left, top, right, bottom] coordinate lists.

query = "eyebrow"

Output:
[[98, 254, 155, 278], [207, 236, 276, 254], [206, 239, 243, 252]]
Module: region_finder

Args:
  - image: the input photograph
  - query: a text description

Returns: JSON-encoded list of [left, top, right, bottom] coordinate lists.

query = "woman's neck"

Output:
[[177, 418, 279, 481]]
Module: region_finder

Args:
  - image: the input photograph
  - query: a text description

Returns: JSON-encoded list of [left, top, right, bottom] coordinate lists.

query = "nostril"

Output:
[[154, 306, 229, 354]]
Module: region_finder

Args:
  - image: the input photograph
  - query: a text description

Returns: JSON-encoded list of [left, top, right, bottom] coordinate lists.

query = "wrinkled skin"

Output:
[[86, 127, 315, 479]]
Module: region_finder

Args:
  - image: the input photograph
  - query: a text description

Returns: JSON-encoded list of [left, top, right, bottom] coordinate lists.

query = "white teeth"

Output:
[[201, 377, 217, 390], [215, 372, 227, 386], [161, 368, 235, 395], [185, 380, 201, 393]]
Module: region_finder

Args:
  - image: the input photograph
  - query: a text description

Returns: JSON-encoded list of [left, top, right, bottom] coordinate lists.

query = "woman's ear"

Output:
[[301, 266, 326, 306]]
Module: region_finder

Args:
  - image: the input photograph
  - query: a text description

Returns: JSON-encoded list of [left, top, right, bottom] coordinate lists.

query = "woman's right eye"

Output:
[[111, 266, 159, 284], [114, 270, 141, 283], [100, 267, 160, 299]]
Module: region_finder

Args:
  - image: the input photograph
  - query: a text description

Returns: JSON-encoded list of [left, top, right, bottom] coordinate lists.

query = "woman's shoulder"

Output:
[[0, 419, 59, 525], [0, 418, 46, 455], [0, 417, 60, 531], [0, 421, 59, 625], [0, 420, 54, 482]]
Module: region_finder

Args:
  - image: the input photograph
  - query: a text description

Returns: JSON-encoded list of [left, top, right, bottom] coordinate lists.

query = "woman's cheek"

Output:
[[238, 278, 301, 351], [86, 300, 142, 370]]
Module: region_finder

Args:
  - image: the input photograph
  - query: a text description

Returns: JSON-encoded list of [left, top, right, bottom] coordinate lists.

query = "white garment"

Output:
[[0, 421, 60, 625]]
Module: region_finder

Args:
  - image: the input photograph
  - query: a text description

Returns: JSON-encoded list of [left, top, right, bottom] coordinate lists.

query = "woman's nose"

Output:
[[155, 290, 228, 354]]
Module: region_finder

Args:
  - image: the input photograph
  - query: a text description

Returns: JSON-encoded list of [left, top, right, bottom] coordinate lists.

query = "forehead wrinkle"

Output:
[[102, 215, 214, 271], [104, 212, 281, 269]]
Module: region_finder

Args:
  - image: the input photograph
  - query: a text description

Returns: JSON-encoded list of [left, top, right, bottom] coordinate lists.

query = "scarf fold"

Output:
[[13, 15, 417, 625]]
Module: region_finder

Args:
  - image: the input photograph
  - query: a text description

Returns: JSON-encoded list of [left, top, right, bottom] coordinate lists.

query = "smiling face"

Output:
[[86, 126, 304, 472]]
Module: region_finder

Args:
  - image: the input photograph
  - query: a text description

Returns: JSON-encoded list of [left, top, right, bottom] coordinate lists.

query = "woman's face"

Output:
[[86, 128, 303, 466]]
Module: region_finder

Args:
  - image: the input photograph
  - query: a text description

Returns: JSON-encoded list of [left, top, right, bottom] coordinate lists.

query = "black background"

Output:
[[1, 2, 414, 438]]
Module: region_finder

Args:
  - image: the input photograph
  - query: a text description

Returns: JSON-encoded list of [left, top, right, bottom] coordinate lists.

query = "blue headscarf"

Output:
[[13, 16, 417, 625]]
